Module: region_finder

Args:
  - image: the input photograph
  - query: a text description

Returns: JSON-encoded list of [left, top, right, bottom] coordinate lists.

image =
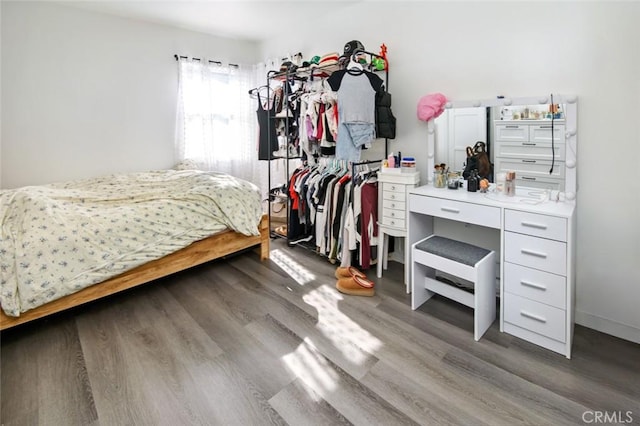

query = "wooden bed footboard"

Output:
[[0, 215, 270, 331]]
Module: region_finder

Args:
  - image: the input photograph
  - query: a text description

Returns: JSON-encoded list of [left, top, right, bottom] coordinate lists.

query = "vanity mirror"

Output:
[[426, 95, 578, 200]]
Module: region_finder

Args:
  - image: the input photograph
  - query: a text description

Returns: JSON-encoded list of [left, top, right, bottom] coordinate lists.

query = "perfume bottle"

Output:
[[505, 171, 516, 197], [467, 170, 478, 192]]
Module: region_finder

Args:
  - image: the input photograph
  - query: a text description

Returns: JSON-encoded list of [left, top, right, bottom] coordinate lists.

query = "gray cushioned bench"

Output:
[[411, 235, 496, 341]]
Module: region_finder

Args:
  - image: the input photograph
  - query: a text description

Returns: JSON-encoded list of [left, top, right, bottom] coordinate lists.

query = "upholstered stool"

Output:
[[411, 235, 496, 341]]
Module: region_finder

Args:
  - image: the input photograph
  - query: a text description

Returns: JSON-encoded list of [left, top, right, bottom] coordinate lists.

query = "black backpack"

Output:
[[375, 88, 396, 139]]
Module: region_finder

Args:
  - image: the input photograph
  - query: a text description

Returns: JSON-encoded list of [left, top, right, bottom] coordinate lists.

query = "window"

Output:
[[175, 58, 258, 183]]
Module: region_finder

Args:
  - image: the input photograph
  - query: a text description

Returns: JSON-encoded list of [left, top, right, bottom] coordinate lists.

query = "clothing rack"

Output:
[[351, 159, 382, 179], [255, 50, 390, 268]]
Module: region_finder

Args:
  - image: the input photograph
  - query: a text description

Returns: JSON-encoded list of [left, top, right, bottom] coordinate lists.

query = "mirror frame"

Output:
[[426, 94, 578, 200]]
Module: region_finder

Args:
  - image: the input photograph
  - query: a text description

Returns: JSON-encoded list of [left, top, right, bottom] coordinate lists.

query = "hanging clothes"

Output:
[[327, 69, 384, 162], [359, 180, 379, 269], [256, 92, 279, 160]]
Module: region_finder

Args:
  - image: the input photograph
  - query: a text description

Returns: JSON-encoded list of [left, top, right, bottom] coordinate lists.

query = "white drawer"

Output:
[[505, 210, 567, 241], [514, 176, 564, 192], [383, 208, 404, 220], [504, 292, 566, 342], [494, 141, 565, 161], [495, 124, 529, 142], [494, 158, 565, 180], [530, 124, 565, 144], [504, 262, 566, 309], [383, 182, 406, 193], [505, 232, 567, 275], [409, 195, 501, 229], [383, 190, 406, 203], [383, 198, 406, 212], [381, 216, 405, 229]]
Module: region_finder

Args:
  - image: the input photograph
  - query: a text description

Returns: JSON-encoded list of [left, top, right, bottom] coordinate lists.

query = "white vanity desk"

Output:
[[409, 94, 578, 357], [408, 185, 576, 358]]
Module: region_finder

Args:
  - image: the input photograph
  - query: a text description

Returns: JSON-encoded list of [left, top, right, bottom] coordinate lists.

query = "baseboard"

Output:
[[575, 310, 640, 344]]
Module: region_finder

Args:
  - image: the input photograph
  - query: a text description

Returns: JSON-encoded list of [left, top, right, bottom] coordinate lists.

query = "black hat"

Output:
[[343, 40, 365, 57], [279, 61, 298, 74]]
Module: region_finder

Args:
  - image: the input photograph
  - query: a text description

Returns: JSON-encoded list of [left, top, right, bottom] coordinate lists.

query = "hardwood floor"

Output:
[[2, 239, 639, 425]]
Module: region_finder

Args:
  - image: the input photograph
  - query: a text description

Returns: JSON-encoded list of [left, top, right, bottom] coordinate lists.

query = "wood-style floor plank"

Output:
[[2, 238, 639, 425], [246, 314, 419, 425], [1, 319, 98, 426], [164, 272, 298, 400], [269, 378, 353, 426]]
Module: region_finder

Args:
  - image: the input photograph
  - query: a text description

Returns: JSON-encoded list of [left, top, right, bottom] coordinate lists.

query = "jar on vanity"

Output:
[[501, 104, 563, 121]]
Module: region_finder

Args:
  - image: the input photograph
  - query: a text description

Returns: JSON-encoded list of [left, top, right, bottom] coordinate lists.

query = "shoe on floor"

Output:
[[334, 266, 366, 280], [336, 275, 375, 297]]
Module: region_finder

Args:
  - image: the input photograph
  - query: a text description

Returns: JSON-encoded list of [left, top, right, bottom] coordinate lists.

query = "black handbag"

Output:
[[463, 141, 492, 180]]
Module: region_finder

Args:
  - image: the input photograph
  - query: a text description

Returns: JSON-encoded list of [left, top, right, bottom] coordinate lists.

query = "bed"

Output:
[[0, 169, 270, 330]]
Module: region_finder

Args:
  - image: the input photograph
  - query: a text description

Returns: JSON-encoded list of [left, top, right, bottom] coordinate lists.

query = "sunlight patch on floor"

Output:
[[302, 285, 382, 366], [282, 338, 339, 394], [271, 249, 315, 285]]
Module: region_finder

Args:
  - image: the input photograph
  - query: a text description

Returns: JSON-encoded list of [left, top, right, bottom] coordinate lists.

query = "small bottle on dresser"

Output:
[[467, 170, 478, 192], [505, 171, 516, 197]]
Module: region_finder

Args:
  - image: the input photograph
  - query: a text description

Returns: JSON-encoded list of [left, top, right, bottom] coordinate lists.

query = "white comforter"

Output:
[[0, 170, 262, 317]]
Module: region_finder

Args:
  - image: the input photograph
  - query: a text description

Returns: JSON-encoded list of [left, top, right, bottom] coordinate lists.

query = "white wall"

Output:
[[1, 1, 259, 188], [261, 1, 640, 343]]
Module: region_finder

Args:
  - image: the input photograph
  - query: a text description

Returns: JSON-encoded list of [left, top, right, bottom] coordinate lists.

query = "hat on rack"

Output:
[[318, 52, 340, 68], [342, 40, 365, 58], [314, 52, 341, 77], [279, 61, 298, 74]]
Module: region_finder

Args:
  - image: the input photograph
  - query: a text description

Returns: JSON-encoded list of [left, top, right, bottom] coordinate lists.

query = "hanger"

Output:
[[346, 50, 366, 75], [347, 57, 363, 72], [248, 85, 272, 101]]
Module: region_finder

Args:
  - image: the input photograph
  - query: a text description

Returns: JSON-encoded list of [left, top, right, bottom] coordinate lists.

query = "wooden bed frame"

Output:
[[0, 215, 270, 331]]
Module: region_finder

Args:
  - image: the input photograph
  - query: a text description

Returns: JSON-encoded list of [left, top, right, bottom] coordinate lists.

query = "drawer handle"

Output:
[[538, 125, 553, 129], [522, 159, 537, 163], [521, 280, 547, 291], [441, 207, 460, 214], [522, 142, 537, 146], [521, 176, 537, 181], [521, 221, 548, 230], [505, 125, 520, 129], [520, 310, 547, 323], [390, 212, 395, 217], [391, 185, 397, 190], [521, 248, 547, 259], [391, 203, 396, 208], [390, 195, 396, 199]]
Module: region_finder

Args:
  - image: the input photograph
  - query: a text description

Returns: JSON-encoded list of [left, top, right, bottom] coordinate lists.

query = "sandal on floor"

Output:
[[274, 225, 287, 237], [336, 275, 375, 297], [334, 266, 366, 280]]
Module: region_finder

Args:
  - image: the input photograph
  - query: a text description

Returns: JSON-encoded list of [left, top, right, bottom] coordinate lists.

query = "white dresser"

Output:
[[377, 171, 420, 283], [408, 185, 576, 358], [494, 120, 566, 191]]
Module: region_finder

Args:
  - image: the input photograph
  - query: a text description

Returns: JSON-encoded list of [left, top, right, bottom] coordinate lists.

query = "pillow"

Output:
[[172, 159, 201, 170], [417, 93, 447, 121]]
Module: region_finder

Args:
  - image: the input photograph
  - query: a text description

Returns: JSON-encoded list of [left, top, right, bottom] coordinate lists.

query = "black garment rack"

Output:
[[257, 49, 390, 254]]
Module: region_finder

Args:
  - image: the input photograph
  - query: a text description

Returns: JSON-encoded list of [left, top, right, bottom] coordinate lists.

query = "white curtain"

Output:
[[175, 58, 260, 185]]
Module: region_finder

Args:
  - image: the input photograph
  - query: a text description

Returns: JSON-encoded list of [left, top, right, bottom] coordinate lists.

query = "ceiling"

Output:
[[58, 0, 360, 43]]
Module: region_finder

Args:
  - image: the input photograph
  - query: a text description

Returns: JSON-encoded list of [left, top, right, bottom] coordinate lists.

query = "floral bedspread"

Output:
[[0, 170, 262, 317]]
